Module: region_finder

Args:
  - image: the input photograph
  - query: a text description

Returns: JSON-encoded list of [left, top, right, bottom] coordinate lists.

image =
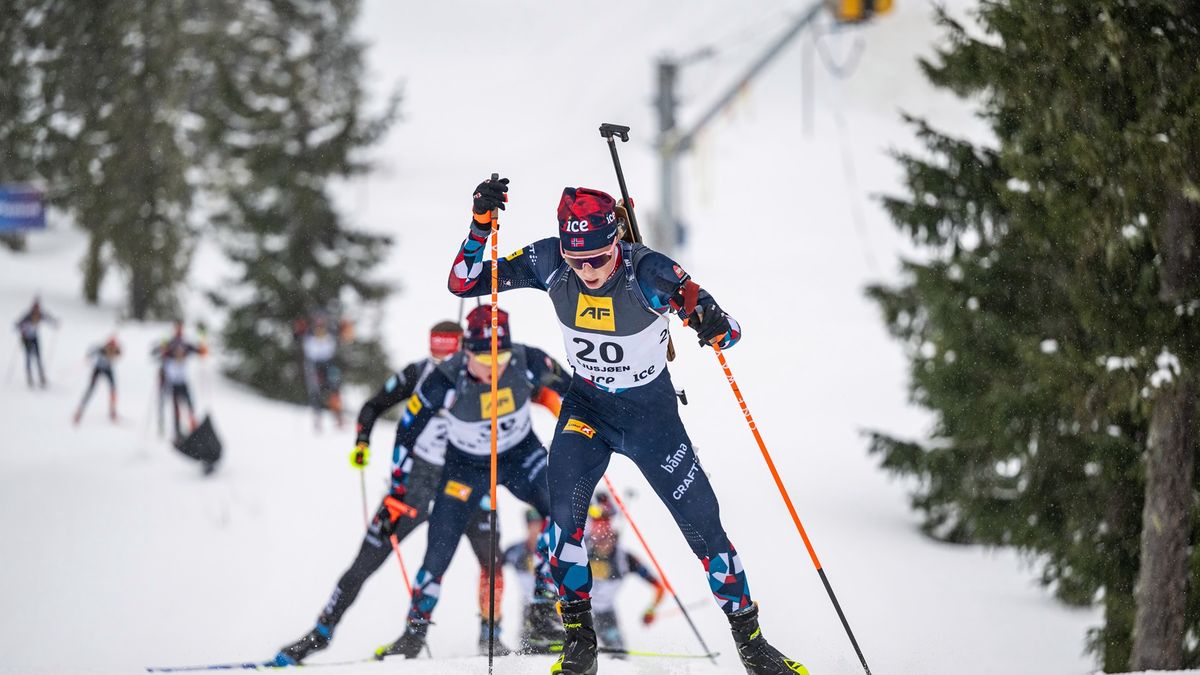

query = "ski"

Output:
[[598, 646, 720, 660], [145, 656, 375, 672]]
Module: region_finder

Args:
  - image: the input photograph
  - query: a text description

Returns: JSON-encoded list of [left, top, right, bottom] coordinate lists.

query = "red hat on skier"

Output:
[[558, 187, 620, 253], [463, 305, 511, 353]]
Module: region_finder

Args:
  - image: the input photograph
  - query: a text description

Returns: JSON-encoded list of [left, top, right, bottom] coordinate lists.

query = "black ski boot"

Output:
[[728, 604, 809, 675], [550, 599, 597, 675], [374, 620, 428, 660], [519, 599, 566, 655], [478, 618, 513, 656], [272, 624, 331, 666]]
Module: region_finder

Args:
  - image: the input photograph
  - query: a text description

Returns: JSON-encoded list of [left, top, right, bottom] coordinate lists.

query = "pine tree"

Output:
[[870, 2, 1200, 670], [204, 0, 398, 402], [0, 0, 55, 252], [11, 0, 200, 318]]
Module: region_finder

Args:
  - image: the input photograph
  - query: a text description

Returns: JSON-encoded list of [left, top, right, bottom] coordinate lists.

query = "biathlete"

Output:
[[502, 507, 555, 647], [583, 492, 665, 657], [73, 336, 121, 424], [295, 314, 348, 431], [375, 306, 569, 660], [152, 321, 207, 441], [448, 177, 807, 675], [14, 297, 57, 389], [274, 321, 521, 663]]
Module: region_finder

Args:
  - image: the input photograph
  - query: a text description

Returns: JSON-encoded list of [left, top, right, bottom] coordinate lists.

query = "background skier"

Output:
[[274, 320, 517, 664], [152, 321, 207, 441], [503, 507, 553, 648], [375, 306, 570, 660], [14, 296, 57, 389], [73, 336, 121, 424], [295, 314, 348, 430], [584, 493, 665, 656]]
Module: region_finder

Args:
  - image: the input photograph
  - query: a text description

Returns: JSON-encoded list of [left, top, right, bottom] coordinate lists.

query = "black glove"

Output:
[[690, 301, 731, 346], [472, 177, 509, 214]]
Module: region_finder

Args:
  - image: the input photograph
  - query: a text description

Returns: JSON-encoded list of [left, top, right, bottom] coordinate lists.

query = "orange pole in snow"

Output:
[[486, 174, 501, 672], [601, 475, 716, 663], [710, 342, 871, 674]]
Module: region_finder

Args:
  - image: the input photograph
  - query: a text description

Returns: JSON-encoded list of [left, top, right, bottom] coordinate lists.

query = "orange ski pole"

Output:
[[601, 475, 717, 664], [710, 342, 872, 674], [486, 173, 502, 673], [389, 532, 415, 597], [386, 500, 432, 658]]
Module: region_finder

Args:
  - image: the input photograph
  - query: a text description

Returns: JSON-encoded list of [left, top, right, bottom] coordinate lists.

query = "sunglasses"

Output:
[[562, 242, 617, 270], [470, 350, 513, 367]]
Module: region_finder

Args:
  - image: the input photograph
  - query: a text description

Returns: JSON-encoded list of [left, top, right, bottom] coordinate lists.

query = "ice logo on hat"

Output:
[[558, 187, 619, 252]]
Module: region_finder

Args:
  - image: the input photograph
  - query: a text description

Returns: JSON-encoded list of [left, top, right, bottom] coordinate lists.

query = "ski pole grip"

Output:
[[599, 123, 631, 142], [489, 172, 501, 218]]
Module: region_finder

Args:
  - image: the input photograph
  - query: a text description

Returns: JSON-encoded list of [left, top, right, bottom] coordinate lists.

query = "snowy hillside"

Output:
[[0, 1, 1159, 674]]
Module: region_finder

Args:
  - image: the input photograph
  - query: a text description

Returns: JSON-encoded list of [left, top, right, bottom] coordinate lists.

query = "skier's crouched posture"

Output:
[[449, 178, 808, 675], [273, 321, 524, 664], [375, 306, 571, 660]]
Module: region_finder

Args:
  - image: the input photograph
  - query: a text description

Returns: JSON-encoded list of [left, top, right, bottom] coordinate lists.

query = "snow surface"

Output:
[[0, 1, 1170, 674]]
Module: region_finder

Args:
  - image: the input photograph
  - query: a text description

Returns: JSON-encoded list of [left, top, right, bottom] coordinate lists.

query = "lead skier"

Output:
[[448, 178, 807, 675]]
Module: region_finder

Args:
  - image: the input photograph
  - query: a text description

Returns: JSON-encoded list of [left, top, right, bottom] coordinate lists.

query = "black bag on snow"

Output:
[[174, 415, 222, 475]]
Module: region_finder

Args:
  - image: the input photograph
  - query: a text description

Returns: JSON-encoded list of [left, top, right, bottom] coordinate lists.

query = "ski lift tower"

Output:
[[652, 0, 892, 255]]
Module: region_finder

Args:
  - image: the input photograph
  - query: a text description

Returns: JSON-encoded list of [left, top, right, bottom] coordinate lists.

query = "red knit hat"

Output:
[[558, 187, 620, 253], [464, 306, 511, 352]]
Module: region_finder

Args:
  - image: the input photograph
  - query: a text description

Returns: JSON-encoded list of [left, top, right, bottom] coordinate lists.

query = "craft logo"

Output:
[[444, 480, 473, 502], [563, 418, 596, 439], [574, 295, 615, 332], [479, 387, 515, 417]]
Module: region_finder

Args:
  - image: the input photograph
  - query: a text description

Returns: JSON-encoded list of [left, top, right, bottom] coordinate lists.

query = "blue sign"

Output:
[[0, 186, 45, 231]]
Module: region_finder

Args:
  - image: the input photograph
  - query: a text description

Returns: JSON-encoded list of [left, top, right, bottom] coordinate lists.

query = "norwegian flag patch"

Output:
[[570, 237, 584, 248]]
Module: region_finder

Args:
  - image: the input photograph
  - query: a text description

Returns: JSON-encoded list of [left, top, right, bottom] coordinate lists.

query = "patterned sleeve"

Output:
[[635, 250, 742, 350], [447, 219, 564, 297]]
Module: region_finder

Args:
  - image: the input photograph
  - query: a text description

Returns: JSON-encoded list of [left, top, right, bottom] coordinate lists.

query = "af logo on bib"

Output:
[[480, 387, 516, 417], [575, 295, 615, 332]]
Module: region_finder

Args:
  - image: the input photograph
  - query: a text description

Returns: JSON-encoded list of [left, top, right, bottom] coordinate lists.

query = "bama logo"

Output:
[[574, 295, 615, 332]]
